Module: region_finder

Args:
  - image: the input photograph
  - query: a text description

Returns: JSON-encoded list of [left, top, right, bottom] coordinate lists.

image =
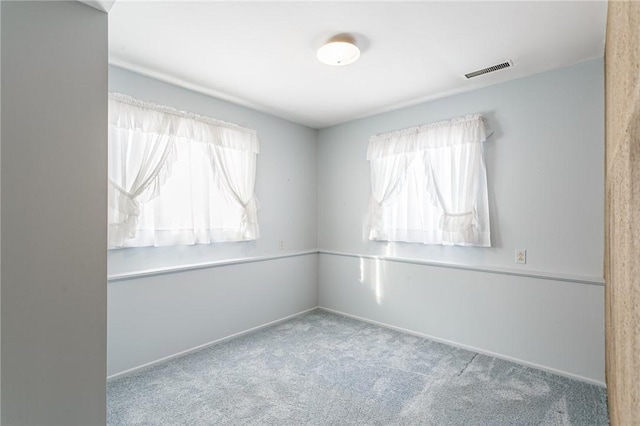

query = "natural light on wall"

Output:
[[358, 256, 386, 305], [108, 94, 260, 249]]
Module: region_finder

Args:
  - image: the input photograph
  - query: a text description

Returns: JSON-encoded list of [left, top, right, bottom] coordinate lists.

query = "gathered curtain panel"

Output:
[[108, 93, 260, 248], [367, 114, 491, 246]]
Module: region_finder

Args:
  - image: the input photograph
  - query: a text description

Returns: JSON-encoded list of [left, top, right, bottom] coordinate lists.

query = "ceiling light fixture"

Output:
[[317, 34, 360, 66]]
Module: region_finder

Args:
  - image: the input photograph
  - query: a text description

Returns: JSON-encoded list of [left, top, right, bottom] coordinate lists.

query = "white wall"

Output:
[[108, 254, 317, 376], [108, 60, 605, 385], [317, 59, 605, 384], [107, 67, 319, 377], [318, 59, 604, 279], [108, 66, 318, 275], [1, 2, 107, 424], [108, 66, 317, 274], [319, 254, 604, 384]]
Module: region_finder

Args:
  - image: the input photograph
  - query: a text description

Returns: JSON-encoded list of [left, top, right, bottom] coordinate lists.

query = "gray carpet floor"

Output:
[[107, 310, 609, 425]]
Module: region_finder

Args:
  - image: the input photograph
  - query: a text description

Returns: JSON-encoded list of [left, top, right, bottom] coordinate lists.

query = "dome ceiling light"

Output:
[[317, 34, 360, 66]]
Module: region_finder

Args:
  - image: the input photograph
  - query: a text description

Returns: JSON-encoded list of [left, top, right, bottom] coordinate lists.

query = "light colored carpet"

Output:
[[107, 310, 608, 425]]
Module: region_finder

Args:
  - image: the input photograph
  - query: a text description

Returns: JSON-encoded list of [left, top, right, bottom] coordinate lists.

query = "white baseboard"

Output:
[[318, 306, 606, 388], [107, 307, 319, 381], [108, 304, 605, 389]]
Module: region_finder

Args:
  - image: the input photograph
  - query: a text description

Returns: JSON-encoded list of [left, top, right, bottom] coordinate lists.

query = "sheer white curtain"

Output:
[[367, 153, 410, 240], [108, 95, 178, 247], [209, 136, 259, 241], [367, 114, 491, 246], [108, 93, 260, 248]]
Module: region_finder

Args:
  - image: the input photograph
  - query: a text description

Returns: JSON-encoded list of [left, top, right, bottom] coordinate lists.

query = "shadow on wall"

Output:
[[483, 111, 502, 249]]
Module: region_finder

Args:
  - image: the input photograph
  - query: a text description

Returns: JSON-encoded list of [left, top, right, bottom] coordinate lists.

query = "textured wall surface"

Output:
[[605, 1, 640, 424]]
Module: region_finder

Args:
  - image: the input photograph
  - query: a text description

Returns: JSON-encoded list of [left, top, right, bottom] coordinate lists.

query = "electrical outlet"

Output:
[[279, 240, 285, 250], [515, 249, 526, 264]]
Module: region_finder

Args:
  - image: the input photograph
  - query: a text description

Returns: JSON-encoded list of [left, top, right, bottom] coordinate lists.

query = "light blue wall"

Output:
[[107, 67, 319, 376], [318, 59, 604, 279], [108, 254, 318, 376], [108, 60, 605, 385], [108, 66, 318, 275], [319, 254, 604, 384], [317, 59, 605, 384]]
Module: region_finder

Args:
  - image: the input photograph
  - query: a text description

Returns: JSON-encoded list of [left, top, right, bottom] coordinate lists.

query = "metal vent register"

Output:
[[465, 61, 512, 79]]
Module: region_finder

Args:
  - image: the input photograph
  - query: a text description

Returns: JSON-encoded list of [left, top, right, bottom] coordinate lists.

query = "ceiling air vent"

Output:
[[465, 61, 512, 79]]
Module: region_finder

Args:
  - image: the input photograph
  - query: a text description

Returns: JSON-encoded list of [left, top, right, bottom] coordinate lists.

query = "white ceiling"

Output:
[[108, 1, 607, 129]]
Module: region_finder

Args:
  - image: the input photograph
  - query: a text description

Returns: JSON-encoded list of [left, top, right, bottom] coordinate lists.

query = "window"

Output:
[[367, 114, 491, 246], [108, 94, 259, 248]]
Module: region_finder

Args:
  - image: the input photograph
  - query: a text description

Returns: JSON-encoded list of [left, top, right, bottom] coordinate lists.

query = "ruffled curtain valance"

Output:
[[109, 93, 259, 153], [367, 114, 488, 159], [367, 114, 491, 247]]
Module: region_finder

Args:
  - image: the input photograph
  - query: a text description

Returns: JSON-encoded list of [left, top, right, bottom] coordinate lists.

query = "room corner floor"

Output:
[[107, 310, 608, 425]]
